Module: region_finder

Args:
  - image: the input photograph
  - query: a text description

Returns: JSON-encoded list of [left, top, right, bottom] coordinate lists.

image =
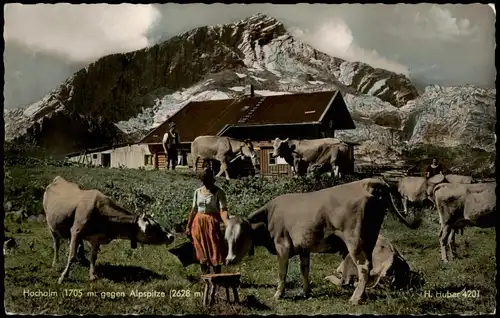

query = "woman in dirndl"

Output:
[[185, 169, 229, 274]]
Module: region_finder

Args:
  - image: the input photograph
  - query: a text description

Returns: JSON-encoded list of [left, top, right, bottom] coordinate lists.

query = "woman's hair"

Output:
[[200, 168, 217, 194]]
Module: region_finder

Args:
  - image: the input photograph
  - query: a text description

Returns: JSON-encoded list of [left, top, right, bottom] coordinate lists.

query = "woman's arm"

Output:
[[218, 189, 230, 225], [186, 190, 198, 235]]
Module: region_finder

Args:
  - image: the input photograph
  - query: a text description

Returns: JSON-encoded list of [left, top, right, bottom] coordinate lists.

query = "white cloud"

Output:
[[390, 5, 480, 42], [4, 3, 160, 62], [289, 19, 409, 75]]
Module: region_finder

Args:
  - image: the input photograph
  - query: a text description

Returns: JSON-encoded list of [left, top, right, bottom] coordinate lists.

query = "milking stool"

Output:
[[201, 273, 241, 306]]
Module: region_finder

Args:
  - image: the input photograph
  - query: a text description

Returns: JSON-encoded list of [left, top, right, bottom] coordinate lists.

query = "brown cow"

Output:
[[44, 176, 174, 284], [191, 136, 259, 180], [224, 178, 417, 305], [433, 182, 496, 262]]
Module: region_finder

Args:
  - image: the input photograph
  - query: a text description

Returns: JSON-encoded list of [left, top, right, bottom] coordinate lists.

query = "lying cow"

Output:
[[271, 137, 348, 177], [44, 176, 175, 284], [433, 182, 496, 262], [191, 135, 259, 180], [224, 178, 417, 305], [325, 234, 410, 289], [387, 174, 473, 225]]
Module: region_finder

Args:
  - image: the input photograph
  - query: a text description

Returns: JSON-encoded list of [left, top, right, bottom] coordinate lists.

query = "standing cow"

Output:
[[387, 174, 474, 226], [224, 178, 418, 305], [271, 137, 350, 177], [191, 136, 259, 180], [44, 176, 175, 284], [433, 182, 496, 262]]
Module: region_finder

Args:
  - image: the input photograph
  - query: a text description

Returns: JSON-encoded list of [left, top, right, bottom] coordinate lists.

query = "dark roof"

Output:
[[140, 98, 257, 144], [243, 91, 335, 124], [140, 90, 354, 144], [219, 123, 323, 141]]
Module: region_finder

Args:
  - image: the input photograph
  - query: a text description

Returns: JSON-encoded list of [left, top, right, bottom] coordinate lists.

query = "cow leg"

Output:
[[273, 245, 290, 300], [333, 165, 340, 178], [88, 242, 100, 281], [447, 228, 457, 261], [402, 198, 409, 218], [50, 229, 61, 269], [193, 156, 198, 173], [299, 253, 311, 298], [216, 158, 230, 180], [58, 230, 81, 284], [439, 224, 452, 262], [344, 240, 373, 305], [292, 159, 300, 176], [75, 239, 89, 266]]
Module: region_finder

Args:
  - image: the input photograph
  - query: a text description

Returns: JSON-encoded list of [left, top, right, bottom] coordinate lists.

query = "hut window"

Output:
[[144, 154, 153, 166], [92, 154, 97, 159], [269, 156, 276, 165]]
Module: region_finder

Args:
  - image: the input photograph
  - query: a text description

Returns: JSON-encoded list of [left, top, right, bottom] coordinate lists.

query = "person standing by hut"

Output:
[[162, 122, 181, 170], [185, 169, 229, 274], [426, 157, 443, 179]]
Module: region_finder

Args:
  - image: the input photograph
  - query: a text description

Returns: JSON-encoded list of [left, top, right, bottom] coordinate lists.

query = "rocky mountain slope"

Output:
[[4, 13, 495, 173]]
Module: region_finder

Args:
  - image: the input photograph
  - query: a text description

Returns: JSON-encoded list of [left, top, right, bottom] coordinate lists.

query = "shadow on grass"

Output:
[[241, 295, 272, 310], [241, 280, 305, 290], [240, 282, 276, 289], [96, 264, 167, 283]]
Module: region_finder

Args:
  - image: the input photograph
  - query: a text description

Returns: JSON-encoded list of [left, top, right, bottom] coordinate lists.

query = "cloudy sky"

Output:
[[4, 3, 496, 109]]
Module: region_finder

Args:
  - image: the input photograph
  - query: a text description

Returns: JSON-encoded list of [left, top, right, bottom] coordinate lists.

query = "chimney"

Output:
[[245, 84, 254, 97]]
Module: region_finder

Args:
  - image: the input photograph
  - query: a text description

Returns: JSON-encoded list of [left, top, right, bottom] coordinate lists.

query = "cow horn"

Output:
[[284, 138, 289, 142]]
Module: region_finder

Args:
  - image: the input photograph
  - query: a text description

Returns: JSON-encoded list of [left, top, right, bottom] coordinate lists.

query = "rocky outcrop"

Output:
[[335, 61, 419, 108], [335, 84, 496, 173], [401, 85, 496, 152]]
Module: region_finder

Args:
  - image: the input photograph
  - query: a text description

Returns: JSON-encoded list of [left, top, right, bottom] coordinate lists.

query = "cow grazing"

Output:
[[191, 136, 259, 180], [224, 178, 417, 305], [388, 174, 474, 225], [325, 234, 410, 290], [433, 182, 496, 262], [44, 176, 175, 284], [271, 137, 350, 177], [307, 142, 352, 178]]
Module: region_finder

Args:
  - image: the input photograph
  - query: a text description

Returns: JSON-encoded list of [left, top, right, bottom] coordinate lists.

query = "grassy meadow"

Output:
[[3, 162, 497, 315]]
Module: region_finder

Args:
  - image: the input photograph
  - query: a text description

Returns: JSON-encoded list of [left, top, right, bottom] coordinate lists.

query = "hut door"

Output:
[[101, 153, 111, 167]]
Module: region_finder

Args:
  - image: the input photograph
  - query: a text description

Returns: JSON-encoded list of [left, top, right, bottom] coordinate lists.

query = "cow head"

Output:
[[329, 234, 411, 290], [134, 213, 175, 247], [224, 216, 269, 265], [371, 177, 421, 230], [224, 216, 254, 265], [271, 137, 293, 158], [367, 235, 411, 289], [240, 139, 259, 166]]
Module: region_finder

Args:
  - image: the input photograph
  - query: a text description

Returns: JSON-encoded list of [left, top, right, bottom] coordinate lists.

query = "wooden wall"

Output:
[[258, 147, 293, 177]]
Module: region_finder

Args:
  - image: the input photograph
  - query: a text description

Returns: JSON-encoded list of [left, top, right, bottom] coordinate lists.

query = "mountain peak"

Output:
[[241, 12, 278, 23]]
